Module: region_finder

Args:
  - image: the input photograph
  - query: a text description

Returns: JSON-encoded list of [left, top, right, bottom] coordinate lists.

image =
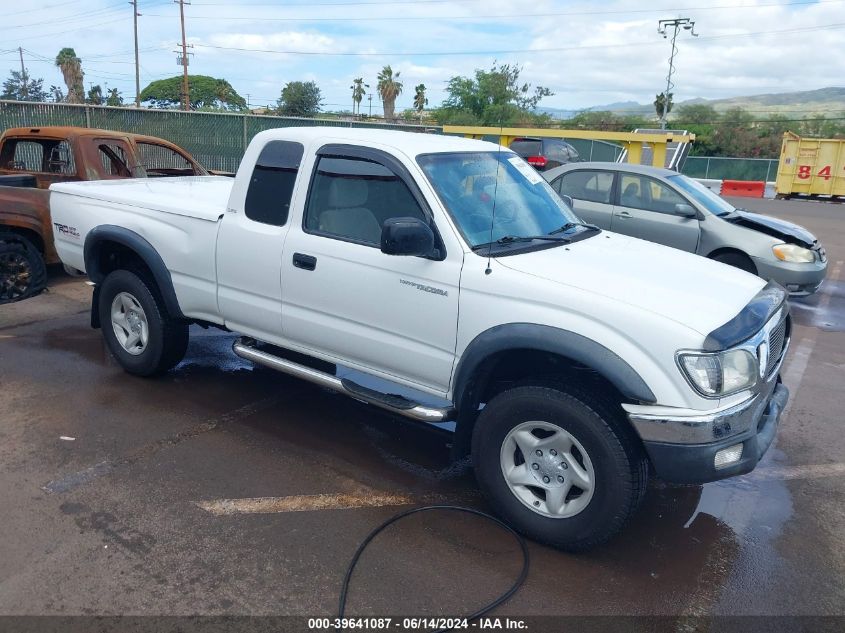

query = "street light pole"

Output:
[[657, 17, 698, 130]]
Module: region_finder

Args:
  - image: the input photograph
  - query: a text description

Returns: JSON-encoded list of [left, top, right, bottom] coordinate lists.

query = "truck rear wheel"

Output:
[[98, 269, 188, 376], [0, 233, 47, 304], [471, 385, 648, 551]]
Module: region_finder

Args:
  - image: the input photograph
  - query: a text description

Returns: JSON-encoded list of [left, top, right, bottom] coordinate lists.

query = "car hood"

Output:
[[723, 209, 816, 248], [495, 231, 765, 337]]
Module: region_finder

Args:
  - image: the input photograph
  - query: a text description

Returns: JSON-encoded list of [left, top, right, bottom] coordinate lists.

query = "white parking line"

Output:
[[194, 491, 442, 515]]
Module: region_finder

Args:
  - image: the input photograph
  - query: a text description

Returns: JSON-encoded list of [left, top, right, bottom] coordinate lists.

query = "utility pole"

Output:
[[131, 0, 141, 107], [176, 0, 190, 110], [368, 93, 372, 118], [18, 47, 28, 100], [656, 17, 698, 130]]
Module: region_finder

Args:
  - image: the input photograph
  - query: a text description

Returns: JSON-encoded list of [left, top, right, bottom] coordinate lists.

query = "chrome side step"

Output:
[[232, 338, 454, 423]]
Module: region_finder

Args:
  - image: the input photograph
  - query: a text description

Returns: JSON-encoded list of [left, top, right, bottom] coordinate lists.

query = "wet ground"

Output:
[[0, 197, 843, 629]]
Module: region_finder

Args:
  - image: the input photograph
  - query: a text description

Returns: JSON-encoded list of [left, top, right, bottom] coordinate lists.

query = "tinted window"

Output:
[[304, 156, 425, 245], [509, 139, 542, 157], [619, 174, 687, 215], [558, 170, 614, 204], [138, 142, 196, 176], [244, 141, 304, 226]]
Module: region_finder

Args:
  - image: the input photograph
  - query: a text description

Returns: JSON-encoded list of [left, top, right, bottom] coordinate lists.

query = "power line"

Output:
[[143, 0, 845, 23]]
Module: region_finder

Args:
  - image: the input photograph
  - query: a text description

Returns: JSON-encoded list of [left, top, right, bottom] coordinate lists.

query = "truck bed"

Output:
[[50, 176, 232, 222]]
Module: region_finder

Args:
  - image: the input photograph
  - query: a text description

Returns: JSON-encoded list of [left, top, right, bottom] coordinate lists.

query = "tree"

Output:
[[276, 81, 322, 117], [435, 63, 553, 126], [654, 92, 673, 120], [48, 85, 64, 102], [674, 103, 718, 124], [105, 87, 123, 107], [377, 65, 403, 120], [350, 77, 368, 116], [55, 47, 84, 103], [413, 83, 427, 122], [139, 75, 246, 110], [86, 84, 104, 105], [1, 70, 47, 102]]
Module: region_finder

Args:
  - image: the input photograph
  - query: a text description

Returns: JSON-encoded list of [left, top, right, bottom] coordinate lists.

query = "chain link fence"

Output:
[[0, 101, 436, 172], [682, 156, 779, 182]]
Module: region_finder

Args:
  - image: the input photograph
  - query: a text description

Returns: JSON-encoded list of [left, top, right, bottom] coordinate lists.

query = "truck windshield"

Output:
[[667, 174, 735, 217], [417, 151, 585, 249]]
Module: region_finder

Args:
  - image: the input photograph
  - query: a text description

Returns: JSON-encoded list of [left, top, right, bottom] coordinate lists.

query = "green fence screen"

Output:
[[0, 101, 435, 172], [682, 156, 778, 182]]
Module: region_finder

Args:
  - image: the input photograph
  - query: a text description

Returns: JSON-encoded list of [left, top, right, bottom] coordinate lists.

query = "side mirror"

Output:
[[560, 194, 574, 209], [381, 217, 435, 257], [675, 203, 697, 218]]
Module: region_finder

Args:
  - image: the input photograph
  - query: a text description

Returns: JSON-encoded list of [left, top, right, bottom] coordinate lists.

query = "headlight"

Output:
[[678, 349, 757, 397], [772, 243, 814, 263]]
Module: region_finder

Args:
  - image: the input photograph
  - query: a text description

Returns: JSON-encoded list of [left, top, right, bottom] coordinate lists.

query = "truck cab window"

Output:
[[304, 156, 426, 246], [137, 142, 196, 177], [245, 140, 304, 226], [97, 141, 132, 177]]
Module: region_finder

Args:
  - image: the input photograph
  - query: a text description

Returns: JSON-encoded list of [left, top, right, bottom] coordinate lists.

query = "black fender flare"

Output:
[[449, 323, 656, 458], [84, 225, 184, 324]]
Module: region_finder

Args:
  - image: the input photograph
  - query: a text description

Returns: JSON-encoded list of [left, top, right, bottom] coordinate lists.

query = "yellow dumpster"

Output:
[[776, 131, 845, 199]]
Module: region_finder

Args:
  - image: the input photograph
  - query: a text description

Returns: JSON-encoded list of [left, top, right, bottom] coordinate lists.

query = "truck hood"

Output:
[[723, 209, 817, 248], [495, 231, 765, 337]]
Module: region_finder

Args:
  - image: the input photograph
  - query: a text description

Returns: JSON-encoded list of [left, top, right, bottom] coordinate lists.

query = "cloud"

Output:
[[3, 0, 843, 113]]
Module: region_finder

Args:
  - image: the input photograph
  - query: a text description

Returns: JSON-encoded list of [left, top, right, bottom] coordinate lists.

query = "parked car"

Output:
[[50, 128, 791, 551], [0, 126, 211, 304], [509, 137, 579, 171], [545, 162, 827, 296]]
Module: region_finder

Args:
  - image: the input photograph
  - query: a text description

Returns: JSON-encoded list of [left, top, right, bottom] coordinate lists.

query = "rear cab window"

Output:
[[244, 140, 304, 227], [0, 138, 76, 175]]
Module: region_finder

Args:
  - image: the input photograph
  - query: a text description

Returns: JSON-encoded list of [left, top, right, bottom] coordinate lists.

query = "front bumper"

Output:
[[629, 380, 789, 484], [752, 256, 827, 296]]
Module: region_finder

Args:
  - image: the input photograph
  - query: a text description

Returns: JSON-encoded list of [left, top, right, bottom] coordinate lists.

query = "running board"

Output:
[[232, 338, 454, 423]]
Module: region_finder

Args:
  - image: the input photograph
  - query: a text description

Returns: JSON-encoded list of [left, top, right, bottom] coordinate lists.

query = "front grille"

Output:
[[766, 317, 787, 377]]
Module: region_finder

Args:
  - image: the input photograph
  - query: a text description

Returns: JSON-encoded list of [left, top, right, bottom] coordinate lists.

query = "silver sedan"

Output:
[[544, 162, 828, 296]]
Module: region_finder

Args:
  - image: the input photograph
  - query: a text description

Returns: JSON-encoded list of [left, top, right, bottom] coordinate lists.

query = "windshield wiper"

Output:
[[471, 234, 573, 251], [549, 221, 600, 234]]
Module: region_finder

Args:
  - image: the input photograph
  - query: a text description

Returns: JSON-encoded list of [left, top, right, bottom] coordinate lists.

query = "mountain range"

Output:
[[542, 87, 845, 119]]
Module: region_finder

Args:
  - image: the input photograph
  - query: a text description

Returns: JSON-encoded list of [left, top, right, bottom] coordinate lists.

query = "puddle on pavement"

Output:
[[790, 280, 845, 331]]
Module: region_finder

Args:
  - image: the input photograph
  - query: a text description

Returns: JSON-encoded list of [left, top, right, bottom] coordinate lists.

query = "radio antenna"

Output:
[[485, 123, 504, 275]]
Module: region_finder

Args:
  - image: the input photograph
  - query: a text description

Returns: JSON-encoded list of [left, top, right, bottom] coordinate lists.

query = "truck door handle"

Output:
[[617, 210, 633, 218], [292, 253, 317, 271]]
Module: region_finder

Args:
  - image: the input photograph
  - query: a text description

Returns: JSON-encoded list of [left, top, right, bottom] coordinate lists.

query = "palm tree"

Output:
[[350, 77, 368, 116], [377, 65, 403, 121], [55, 48, 84, 104], [413, 83, 427, 123]]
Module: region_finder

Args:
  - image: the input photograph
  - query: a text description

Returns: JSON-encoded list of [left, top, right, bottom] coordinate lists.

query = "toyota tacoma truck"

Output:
[[0, 126, 211, 303], [49, 128, 791, 550]]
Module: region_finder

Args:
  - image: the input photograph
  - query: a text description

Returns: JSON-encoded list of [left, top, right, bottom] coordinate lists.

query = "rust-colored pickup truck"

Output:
[[0, 126, 210, 303]]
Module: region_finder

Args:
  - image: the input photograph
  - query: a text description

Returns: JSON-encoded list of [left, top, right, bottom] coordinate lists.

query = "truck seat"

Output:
[[319, 178, 381, 243]]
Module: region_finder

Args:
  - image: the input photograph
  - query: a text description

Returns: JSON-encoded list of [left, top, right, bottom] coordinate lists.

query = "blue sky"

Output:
[[1, 0, 841, 114]]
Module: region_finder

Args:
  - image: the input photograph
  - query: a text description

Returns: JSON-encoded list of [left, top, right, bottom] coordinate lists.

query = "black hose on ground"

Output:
[[338, 505, 530, 633]]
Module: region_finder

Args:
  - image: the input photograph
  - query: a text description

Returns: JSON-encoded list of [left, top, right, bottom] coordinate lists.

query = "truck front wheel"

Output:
[[471, 385, 648, 551], [98, 269, 188, 376]]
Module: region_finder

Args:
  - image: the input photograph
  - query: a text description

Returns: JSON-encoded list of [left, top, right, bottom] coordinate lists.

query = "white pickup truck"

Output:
[[50, 127, 790, 550]]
